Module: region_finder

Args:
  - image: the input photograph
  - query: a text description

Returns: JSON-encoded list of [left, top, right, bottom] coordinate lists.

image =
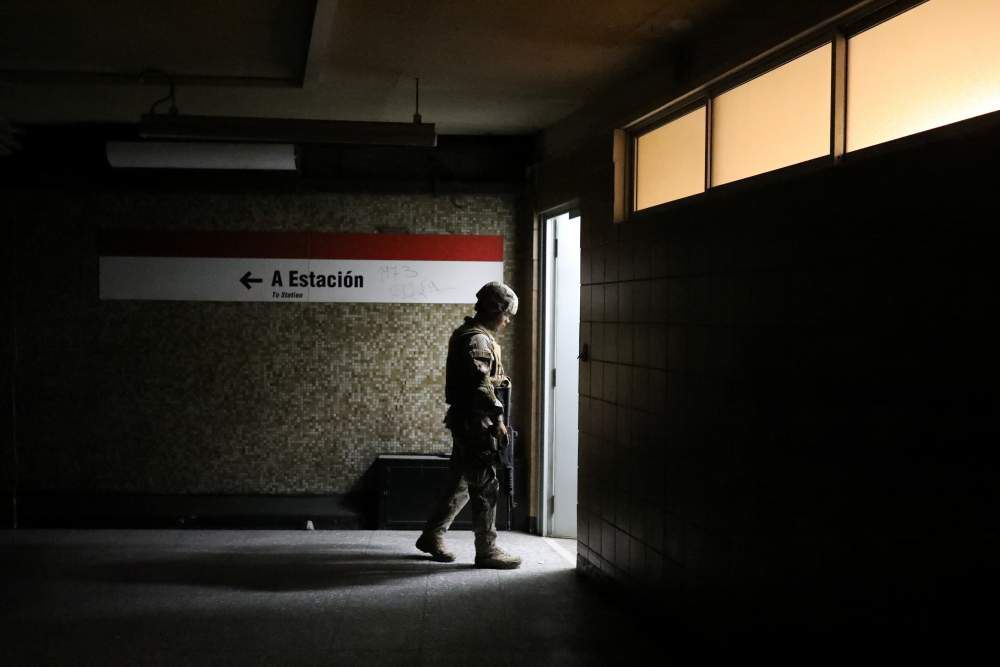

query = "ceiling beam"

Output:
[[0, 70, 299, 87]]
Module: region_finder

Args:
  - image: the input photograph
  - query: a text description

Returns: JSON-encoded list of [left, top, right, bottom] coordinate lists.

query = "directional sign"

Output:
[[99, 231, 505, 304], [239, 271, 263, 290]]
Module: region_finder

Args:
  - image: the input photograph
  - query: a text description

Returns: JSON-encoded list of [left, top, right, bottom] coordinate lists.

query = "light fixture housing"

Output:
[[139, 114, 437, 148], [106, 141, 298, 170]]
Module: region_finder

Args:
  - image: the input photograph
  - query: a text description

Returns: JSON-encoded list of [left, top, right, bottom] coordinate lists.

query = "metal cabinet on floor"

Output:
[[374, 454, 510, 530]]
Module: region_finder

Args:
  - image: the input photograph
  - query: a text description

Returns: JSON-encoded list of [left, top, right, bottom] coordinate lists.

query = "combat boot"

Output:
[[474, 546, 521, 569], [415, 531, 456, 562]]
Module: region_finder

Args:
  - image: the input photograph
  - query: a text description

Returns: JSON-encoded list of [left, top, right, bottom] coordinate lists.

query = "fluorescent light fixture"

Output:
[[106, 141, 298, 170], [139, 113, 437, 147]]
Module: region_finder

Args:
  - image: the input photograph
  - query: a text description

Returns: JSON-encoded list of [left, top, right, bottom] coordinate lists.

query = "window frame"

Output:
[[629, 99, 711, 214], [708, 40, 837, 189], [622, 0, 935, 224]]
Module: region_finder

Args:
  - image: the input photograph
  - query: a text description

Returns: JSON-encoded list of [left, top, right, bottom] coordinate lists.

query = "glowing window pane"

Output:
[[712, 44, 832, 186], [634, 107, 706, 211], [848, 0, 1000, 152]]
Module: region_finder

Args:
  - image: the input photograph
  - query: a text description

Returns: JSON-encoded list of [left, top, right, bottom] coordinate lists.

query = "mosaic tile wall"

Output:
[[10, 190, 526, 495]]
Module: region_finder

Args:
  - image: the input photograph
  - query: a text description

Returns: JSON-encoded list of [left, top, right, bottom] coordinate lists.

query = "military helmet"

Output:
[[475, 281, 518, 316]]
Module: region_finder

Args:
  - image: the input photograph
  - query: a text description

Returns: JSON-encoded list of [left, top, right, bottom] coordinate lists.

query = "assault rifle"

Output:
[[495, 384, 517, 531]]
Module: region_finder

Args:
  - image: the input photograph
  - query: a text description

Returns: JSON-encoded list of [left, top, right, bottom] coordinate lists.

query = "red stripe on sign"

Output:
[[308, 233, 502, 261], [99, 231, 503, 261]]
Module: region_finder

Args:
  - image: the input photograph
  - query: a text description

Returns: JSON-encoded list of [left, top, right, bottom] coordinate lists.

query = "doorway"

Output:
[[541, 210, 581, 538]]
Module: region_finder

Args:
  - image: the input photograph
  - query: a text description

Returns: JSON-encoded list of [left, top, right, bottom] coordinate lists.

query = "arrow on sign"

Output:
[[240, 271, 263, 290]]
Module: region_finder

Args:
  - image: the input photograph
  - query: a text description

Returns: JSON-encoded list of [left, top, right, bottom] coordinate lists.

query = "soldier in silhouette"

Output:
[[416, 281, 521, 569]]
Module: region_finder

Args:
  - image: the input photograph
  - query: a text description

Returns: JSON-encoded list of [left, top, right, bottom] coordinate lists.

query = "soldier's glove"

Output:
[[493, 418, 509, 448]]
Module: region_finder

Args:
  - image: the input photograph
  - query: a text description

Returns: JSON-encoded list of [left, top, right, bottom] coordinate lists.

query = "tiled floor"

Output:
[[0, 530, 671, 666]]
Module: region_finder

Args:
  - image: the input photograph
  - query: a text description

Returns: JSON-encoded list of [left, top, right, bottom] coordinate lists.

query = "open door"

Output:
[[541, 211, 581, 538]]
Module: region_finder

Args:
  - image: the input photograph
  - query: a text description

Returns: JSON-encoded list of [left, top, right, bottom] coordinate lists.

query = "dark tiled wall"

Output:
[[575, 119, 1000, 641], [8, 190, 524, 495]]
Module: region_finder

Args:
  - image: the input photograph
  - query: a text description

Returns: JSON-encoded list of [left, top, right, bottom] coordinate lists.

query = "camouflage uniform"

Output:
[[422, 317, 507, 551], [417, 282, 520, 568]]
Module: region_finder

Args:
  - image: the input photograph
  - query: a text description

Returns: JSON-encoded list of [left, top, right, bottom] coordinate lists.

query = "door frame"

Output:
[[535, 202, 580, 538]]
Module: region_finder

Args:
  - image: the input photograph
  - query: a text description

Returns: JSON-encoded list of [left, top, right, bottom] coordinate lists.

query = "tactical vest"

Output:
[[444, 317, 505, 409]]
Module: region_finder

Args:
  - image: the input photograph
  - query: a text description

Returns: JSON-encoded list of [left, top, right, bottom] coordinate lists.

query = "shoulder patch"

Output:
[[468, 333, 493, 357]]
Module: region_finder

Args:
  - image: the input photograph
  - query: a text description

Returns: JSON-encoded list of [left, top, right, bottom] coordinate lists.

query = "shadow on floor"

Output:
[[63, 549, 483, 592]]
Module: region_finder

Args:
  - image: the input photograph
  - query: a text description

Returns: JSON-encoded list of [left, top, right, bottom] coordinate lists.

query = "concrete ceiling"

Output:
[[0, 0, 752, 134]]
